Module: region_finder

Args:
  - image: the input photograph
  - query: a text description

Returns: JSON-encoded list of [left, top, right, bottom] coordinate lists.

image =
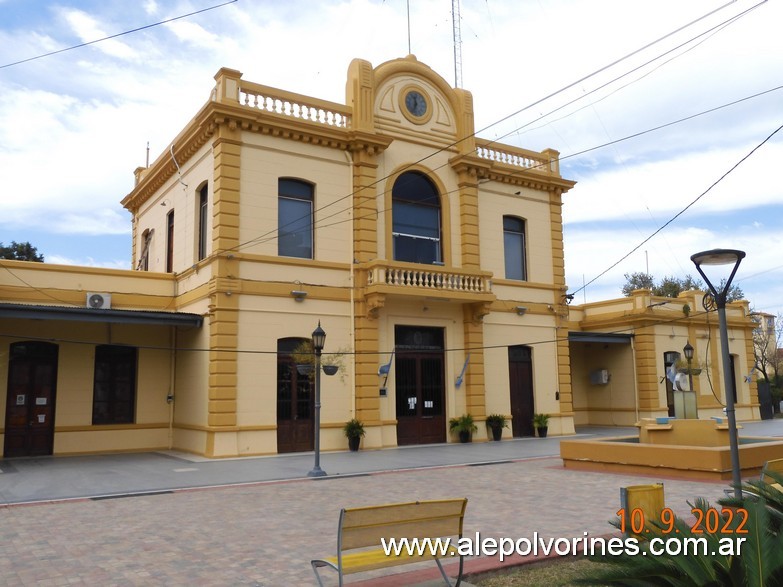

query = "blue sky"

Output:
[[1, 0, 781, 314]]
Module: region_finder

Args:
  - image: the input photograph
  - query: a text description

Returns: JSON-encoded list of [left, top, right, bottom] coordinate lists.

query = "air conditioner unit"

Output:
[[86, 293, 112, 309], [589, 369, 610, 385]]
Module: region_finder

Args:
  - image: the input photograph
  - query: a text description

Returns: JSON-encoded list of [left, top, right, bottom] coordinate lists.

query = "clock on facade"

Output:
[[404, 90, 428, 117]]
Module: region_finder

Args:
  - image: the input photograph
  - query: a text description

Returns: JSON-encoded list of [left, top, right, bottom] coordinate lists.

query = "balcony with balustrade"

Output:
[[360, 260, 495, 318]]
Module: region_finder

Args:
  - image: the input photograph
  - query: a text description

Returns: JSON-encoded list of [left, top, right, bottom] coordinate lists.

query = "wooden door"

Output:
[[4, 341, 58, 457], [395, 326, 446, 446], [276, 339, 313, 453], [508, 345, 534, 437]]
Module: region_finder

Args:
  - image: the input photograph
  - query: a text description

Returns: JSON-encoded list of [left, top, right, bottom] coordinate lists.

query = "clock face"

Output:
[[404, 90, 427, 117]]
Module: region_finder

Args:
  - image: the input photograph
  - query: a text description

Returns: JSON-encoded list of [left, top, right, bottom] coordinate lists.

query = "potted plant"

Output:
[[485, 414, 508, 441], [533, 413, 550, 438], [343, 418, 365, 452], [449, 414, 477, 443], [674, 357, 705, 376]]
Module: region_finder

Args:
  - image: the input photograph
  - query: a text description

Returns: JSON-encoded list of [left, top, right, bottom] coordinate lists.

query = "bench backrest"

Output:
[[338, 498, 467, 551], [762, 458, 783, 484]]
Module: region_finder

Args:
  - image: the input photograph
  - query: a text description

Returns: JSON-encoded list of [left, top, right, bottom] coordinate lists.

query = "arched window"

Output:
[[392, 172, 441, 264], [137, 229, 152, 271], [503, 216, 526, 280], [278, 179, 314, 259]]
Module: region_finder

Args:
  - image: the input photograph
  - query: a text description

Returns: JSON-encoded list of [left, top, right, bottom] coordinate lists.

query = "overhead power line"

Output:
[[0, 0, 238, 69], [570, 121, 783, 298], [227, 1, 764, 256]]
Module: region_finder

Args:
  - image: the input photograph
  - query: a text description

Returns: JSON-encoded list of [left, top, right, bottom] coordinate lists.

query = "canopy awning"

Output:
[[0, 303, 203, 327], [568, 331, 633, 344]]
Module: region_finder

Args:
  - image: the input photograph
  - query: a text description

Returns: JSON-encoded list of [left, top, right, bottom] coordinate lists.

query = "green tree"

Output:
[[621, 272, 655, 296], [0, 241, 44, 262], [621, 273, 744, 302]]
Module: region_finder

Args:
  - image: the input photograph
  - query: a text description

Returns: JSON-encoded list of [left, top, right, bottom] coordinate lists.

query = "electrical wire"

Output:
[[223, 1, 757, 256], [569, 121, 783, 299], [0, 0, 239, 70], [0, 305, 730, 358]]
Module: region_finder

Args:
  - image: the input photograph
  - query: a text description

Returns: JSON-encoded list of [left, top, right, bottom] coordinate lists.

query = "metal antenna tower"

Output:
[[451, 0, 463, 88]]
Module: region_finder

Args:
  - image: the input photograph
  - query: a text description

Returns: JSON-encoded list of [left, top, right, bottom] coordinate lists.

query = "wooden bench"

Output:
[[728, 458, 783, 500], [311, 498, 467, 587], [761, 458, 783, 493]]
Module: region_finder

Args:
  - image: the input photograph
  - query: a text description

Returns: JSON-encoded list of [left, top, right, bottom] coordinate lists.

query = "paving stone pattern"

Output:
[[0, 457, 729, 586]]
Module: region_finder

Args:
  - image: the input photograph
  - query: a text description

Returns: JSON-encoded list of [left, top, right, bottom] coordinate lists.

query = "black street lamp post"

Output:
[[691, 248, 745, 499], [683, 340, 695, 397], [308, 321, 327, 478]]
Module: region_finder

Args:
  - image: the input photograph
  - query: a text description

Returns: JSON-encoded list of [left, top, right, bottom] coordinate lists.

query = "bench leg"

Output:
[[434, 555, 463, 586], [311, 560, 342, 587]]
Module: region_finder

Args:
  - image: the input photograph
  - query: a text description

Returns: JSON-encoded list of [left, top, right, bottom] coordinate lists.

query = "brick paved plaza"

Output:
[[0, 455, 730, 586]]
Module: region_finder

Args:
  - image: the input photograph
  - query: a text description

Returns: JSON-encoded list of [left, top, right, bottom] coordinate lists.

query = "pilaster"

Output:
[[634, 329, 661, 411], [462, 305, 487, 417], [206, 124, 241, 448]]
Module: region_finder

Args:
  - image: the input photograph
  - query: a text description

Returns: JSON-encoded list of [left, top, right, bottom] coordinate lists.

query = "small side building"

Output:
[[567, 289, 760, 426]]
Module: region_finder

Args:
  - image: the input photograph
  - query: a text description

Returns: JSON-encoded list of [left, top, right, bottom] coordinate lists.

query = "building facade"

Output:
[[0, 56, 760, 459]]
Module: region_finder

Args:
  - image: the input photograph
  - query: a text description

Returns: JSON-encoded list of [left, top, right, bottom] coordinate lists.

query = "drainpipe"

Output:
[[344, 150, 357, 416]]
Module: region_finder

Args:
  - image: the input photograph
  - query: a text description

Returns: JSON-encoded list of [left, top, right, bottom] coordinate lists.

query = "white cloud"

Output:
[[46, 254, 130, 270], [58, 8, 138, 61], [0, 0, 780, 315]]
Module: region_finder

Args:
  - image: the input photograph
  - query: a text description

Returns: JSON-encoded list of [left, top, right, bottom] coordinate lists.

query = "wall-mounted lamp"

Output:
[[291, 290, 308, 302], [515, 306, 528, 316], [160, 199, 171, 207], [563, 294, 575, 304]]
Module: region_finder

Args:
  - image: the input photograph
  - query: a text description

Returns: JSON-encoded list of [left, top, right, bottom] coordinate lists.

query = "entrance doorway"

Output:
[[276, 338, 313, 453], [508, 345, 534, 437], [395, 326, 446, 445], [4, 341, 59, 457]]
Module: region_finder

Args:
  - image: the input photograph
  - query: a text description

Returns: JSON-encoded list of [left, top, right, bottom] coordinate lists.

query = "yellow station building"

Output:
[[0, 56, 760, 459]]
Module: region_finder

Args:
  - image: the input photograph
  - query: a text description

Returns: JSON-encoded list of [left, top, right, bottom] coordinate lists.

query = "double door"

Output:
[[395, 327, 446, 446], [4, 342, 58, 458], [276, 341, 314, 454]]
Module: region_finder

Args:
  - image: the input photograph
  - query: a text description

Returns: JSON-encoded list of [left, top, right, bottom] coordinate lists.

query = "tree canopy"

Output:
[[0, 241, 44, 262], [621, 271, 744, 301]]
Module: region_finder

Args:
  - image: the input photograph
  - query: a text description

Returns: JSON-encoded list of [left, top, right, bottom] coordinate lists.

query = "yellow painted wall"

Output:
[[133, 143, 214, 273], [0, 318, 175, 457], [238, 135, 352, 263], [570, 341, 636, 426], [478, 183, 554, 285]]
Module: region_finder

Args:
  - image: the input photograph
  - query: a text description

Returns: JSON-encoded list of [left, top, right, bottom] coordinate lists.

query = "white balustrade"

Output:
[[367, 264, 491, 294], [239, 87, 350, 128], [475, 144, 549, 172]]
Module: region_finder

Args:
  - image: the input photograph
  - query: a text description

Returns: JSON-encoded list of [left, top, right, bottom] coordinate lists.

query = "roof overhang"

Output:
[[0, 303, 203, 327], [568, 332, 633, 344]]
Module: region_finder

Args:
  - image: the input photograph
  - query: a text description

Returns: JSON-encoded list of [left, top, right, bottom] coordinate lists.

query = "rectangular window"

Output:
[[503, 216, 526, 280], [278, 179, 313, 259], [166, 210, 175, 272], [92, 345, 137, 425], [392, 202, 441, 264], [198, 185, 208, 261]]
